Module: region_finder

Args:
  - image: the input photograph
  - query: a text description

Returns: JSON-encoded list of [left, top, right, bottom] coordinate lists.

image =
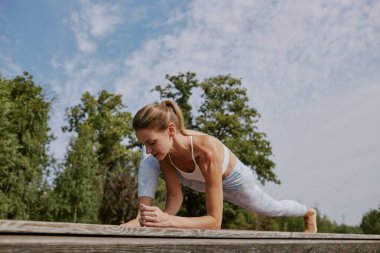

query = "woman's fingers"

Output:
[[141, 211, 159, 220], [140, 216, 158, 226], [140, 203, 159, 212], [142, 216, 158, 222], [139, 204, 170, 227], [143, 221, 158, 227], [140, 204, 160, 223], [140, 204, 160, 218]]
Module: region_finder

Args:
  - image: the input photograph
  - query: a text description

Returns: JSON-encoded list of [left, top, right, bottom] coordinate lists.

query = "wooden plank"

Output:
[[0, 220, 379, 253], [1, 235, 380, 253], [1, 219, 380, 240]]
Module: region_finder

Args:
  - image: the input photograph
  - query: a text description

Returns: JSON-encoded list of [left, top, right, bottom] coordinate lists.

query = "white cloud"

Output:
[[51, 55, 120, 106], [68, 0, 124, 53], [47, 0, 140, 159], [87, 4, 121, 37], [0, 14, 23, 76], [0, 55, 22, 76], [76, 33, 97, 53], [116, 0, 380, 110]]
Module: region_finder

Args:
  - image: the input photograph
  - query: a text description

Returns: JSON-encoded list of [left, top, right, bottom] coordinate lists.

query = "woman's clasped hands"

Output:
[[139, 204, 172, 227]]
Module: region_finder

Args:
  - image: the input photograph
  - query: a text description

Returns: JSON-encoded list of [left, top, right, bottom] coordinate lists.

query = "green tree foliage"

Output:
[[223, 206, 362, 233], [153, 72, 279, 226], [54, 124, 100, 223], [55, 90, 139, 224], [361, 205, 380, 234], [222, 204, 254, 230], [0, 72, 54, 220], [197, 75, 279, 185], [0, 77, 19, 218], [314, 209, 362, 234], [153, 72, 199, 127]]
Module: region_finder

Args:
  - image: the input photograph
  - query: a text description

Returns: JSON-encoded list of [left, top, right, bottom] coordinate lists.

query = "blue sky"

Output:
[[1, 0, 379, 226]]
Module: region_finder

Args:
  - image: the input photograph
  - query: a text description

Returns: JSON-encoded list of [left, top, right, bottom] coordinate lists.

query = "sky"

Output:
[[1, 0, 379, 226]]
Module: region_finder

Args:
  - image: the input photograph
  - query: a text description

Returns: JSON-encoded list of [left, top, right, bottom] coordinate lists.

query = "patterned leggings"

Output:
[[138, 154, 307, 217]]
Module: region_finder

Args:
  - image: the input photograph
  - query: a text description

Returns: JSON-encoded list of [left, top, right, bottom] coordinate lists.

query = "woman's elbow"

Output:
[[168, 189, 182, 202], [211, 223, 222, 229], [209, 216, 222, 229], [171, 193, 183, 206], [178, 193, 183, 205]]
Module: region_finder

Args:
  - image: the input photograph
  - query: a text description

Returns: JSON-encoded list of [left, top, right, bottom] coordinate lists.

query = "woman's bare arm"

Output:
[[161, 161, 183, 215], [140, 136, 224, 229]]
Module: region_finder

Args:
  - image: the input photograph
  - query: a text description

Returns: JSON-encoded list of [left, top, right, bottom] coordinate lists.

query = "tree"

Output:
[[308, 209, 361, 234], [56, 90, 139, 224], [0, 72, 54, 220], [197, 75, 279, 184], [0, 76, 20, 218], [98, 149, 140, 224], [361, 205, 380, 234], [54, 124, 101, 223], [153, 72, 279, 227], [153, 72, 199, 128]]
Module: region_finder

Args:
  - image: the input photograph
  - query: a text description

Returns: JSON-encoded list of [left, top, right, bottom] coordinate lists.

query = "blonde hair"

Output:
[[133, 99, 188, 135]]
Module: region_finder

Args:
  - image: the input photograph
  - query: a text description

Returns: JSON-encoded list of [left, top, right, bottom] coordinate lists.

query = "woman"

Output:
[[123, 99, 317, 232]]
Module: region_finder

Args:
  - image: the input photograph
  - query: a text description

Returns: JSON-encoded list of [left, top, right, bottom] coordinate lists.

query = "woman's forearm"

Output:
[[167, 214, 221, 229], [163, 194, 182, 215]]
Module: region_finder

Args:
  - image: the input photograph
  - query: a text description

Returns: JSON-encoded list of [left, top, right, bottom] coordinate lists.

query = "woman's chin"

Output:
[[154, 154, 163, 161]]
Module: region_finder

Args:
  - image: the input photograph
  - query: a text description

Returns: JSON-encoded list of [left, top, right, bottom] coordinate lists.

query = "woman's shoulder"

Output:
[[185, 129, 206, 136], [192, 134, 221, 155], [185, 129, 222, 152], [192, 135, 225, 169]]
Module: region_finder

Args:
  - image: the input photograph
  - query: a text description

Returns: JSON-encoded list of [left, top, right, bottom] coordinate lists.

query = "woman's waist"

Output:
[[222, 151, 237, 180], [222, 158, 253, 187]]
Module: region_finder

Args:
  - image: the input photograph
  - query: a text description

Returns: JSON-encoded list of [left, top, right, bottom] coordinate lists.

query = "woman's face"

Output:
[[136, 128, 172, 161]]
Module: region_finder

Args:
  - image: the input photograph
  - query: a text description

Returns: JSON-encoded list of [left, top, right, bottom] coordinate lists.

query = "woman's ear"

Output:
[[168, 122, 176, 137]]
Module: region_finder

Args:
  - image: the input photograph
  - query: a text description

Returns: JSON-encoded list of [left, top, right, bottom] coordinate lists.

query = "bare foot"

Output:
[[304, 208, 317, 233]]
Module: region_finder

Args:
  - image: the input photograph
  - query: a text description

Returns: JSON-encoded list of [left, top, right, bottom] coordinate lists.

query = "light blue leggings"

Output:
[[138, 152, 307, 217]]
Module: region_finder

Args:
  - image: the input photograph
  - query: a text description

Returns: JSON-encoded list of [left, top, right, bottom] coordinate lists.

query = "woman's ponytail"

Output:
[[133, 99, 188, 135], [161, 99, 187, 135]]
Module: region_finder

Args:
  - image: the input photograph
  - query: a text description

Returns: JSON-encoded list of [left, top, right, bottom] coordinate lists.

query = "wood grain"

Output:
[[1, 219, 380, 240], [1, 235, 380, 253], [0, 220, 379, 253]]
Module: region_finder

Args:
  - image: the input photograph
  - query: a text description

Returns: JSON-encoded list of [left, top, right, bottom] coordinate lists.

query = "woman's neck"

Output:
[[170, 134, 190, 157]]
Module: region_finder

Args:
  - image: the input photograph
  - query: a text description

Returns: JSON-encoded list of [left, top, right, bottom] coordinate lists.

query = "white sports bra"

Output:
[[168, 136, 229, 182]]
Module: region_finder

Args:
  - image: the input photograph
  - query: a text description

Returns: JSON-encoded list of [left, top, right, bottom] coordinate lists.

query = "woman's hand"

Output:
[[139, 204, 172, 227]]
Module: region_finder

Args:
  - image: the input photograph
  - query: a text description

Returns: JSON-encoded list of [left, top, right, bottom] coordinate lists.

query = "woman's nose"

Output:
[[145, 146, 152, 154]]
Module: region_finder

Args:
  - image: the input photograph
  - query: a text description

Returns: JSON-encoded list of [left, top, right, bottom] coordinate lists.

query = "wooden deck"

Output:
[[1, 219, 379, 252]]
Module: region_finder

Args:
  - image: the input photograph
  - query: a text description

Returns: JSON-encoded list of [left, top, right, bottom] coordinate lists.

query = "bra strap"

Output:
[[189, 135, 197, 162]]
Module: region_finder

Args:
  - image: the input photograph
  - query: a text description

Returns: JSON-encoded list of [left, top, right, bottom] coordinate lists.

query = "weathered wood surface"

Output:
[[1, 219, 380, 253], [1, 219, 379, 239]]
